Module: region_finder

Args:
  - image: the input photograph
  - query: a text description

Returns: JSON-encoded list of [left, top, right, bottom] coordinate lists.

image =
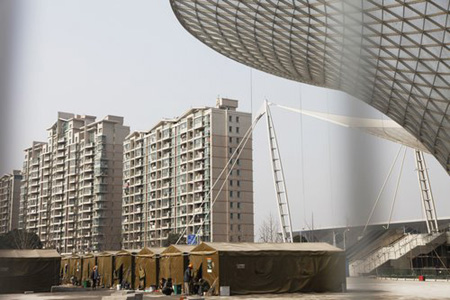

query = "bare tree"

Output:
[[0, 229, 42, 249], [258, 212, 283, 243]]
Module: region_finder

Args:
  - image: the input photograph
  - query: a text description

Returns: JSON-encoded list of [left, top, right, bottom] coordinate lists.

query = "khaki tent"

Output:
[[189, 242, 346, 295], [96, 251, 116, 288], [159, 245, 195, 285], [113, 250, 135, 288], [68, 254, 82, 285], [0, 249, 61, 293], [81, 253, 96, 284], [134, 247, 164, 290], [60, 255, 71, 284]]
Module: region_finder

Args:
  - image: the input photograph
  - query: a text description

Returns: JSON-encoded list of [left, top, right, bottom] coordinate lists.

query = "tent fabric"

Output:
[[60, 256, 71, 284], [68, 254, 82, 284], [190, 242, 346, 295], [0, 249, 61, 293], [161, 245, 195, 256], [159, 245, 195, 285], [81, 253, 96, 283], [0, 249, 61, 258], [134, 247, 161, 289], [114, 250, 134, 288], [189, 251, 219, 294], [96, 251, 116, 288]]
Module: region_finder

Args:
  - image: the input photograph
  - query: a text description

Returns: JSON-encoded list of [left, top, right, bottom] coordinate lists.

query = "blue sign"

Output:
[[187, 234, 197, 245]]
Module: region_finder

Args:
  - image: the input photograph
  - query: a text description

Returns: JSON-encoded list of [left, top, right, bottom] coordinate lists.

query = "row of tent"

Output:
[[61, 242, 346, 295]]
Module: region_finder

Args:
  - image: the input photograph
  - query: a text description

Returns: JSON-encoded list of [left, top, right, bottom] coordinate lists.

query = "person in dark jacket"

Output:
[[184, 263, 193, 295], [91, 265, 99, 289]]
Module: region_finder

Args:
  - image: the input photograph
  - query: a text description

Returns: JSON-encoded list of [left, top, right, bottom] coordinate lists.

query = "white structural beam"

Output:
[[265, 101, 294, 243]]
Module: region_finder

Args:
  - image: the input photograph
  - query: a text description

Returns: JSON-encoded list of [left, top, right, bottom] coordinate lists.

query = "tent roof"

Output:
[[161, 244, 195, 255], [0, 249, 60, 258], [116, 249, 134, 256], [95, 250, 118, 257], [148, 247, 165, 255], [122, 249, 140, 254], [137, 247, 166, 257], [81, 253, 95, 258], [191, 242, 343, 253]]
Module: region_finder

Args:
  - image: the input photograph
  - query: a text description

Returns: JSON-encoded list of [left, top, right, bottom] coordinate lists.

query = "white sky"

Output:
[[2, 1, 450, 238]]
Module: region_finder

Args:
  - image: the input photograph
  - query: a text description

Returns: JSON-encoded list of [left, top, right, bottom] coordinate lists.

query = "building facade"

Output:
[[19, 113, 129, 253], [122, 99, 254, 248], [0, 170, 22, 234]]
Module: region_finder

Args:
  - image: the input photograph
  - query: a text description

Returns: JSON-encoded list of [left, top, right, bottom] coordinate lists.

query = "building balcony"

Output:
[[80, 207, 92, 213], [194, 197, 203, 203], [83, 174, 93, 181], [194, 207, 203, 214], [52, 220, 62, 226], [81, 224, 91, 230], [80, 215, 91, 221], [83, 158, 94, 165], [194, 185, 204, 192]]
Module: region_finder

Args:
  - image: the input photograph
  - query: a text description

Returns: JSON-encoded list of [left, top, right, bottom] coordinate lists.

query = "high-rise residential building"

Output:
[[19, 113, 130, 254], [0, 170, 22, 234], [122, 98, 254, 248]]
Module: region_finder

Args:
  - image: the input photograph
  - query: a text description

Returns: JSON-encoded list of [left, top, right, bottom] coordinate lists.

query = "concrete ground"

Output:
[[1, 277, 450, 300]]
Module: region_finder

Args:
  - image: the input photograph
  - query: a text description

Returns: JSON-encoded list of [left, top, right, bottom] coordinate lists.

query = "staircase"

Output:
[[349, 232, 447, 276]]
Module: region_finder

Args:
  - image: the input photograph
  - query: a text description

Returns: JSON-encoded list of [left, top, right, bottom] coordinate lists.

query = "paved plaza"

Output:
[[1, 277, 450, 300]]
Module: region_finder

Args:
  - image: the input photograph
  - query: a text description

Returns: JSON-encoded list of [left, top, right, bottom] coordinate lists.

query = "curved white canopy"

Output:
[[171, 0, 450, 174]]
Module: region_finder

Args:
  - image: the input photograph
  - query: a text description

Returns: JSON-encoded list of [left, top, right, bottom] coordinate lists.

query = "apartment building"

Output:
[[20, 113, 129, 253], [123, 98, 254, 248], [0, 170, 22, 234]]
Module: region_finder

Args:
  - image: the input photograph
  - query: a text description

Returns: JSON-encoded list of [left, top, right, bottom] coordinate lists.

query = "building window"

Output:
[[229, 180, 233, 186], [238, 236, 241, 242], [230, 201, 233, 208], [236, 127, 240, 134], [237, 202, 241, 209], [229, 126, 232, 133], [237, 169, 240, 176], [237, 159, 240, 165], [229, 147, 233, 154], [238, 224, 241, 231], [237, 180, 240, 187], [229, 115, 232, 122], [236, 116, 239, 123], [229, 137, 233, 143], [229, 191, 233, 198], [236, 137, 240, 144], [230, 224, 233, 231], [230, 213, 233, 219], [237, 213, 241, 219], [237, 191, 241, 198]]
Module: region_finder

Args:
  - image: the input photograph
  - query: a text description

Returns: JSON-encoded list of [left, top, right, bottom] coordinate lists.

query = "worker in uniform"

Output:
[[183, 263, 193, 295]]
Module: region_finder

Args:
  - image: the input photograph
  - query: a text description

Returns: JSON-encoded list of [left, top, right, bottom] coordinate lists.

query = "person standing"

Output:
[[183, 263, 193, 295], [91, 265, 99, 289]]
